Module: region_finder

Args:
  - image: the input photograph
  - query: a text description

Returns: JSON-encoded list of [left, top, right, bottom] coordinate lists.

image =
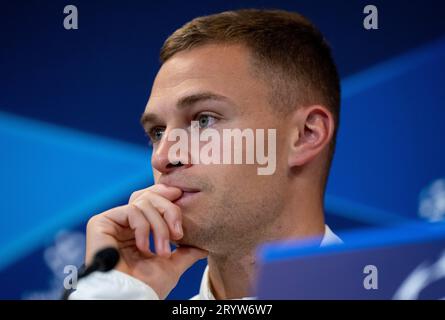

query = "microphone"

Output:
[[80, 247, 120, 278], [61, 247, 120, 300]]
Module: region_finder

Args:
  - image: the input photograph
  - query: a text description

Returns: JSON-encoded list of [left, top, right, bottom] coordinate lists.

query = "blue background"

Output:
[[1, 0, 444, 299]]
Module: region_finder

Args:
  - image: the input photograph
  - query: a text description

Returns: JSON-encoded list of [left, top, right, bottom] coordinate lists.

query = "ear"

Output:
[[288, 105, 335, 168]]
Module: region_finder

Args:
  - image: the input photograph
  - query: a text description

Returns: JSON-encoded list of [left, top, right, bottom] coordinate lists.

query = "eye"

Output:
[[196, 114, 217, 129], [147, 126, 165, 144]]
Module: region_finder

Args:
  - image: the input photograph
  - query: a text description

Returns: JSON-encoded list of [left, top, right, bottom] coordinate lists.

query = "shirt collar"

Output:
[[195, 224, 342, 300]]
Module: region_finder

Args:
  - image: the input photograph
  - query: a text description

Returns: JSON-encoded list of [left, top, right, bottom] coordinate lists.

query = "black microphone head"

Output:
[[93, 247, 120, 272]]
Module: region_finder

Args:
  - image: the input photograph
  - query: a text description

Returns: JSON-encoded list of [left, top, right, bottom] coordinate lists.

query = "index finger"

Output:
[[129, 184, 182, 203]]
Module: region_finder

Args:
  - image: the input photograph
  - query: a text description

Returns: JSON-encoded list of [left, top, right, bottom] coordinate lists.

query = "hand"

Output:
[[85, 183, 208, 299]]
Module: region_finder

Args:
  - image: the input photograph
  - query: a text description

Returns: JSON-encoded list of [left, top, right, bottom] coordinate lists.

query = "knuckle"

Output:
[[130, 201, 144, 213], [130, 189, 147, 203], [87, 214, 110, 235], [86, 214, 101, 229], [129, 191, 138, 203]]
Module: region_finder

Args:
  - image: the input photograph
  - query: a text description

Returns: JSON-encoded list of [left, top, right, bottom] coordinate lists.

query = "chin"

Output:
[[172, 231, 208, 250]]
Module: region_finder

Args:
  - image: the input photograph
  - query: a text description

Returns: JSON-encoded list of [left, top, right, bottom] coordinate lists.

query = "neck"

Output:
[[207, 192, 325, 299], [207, 249, 256, 299]]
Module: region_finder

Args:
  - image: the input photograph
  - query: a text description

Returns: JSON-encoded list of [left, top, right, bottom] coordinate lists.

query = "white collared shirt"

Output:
[[70, 225, 342, 300]]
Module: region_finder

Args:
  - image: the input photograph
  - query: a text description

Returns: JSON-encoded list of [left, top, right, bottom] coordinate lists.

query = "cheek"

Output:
[[209, 163, 268, 193]]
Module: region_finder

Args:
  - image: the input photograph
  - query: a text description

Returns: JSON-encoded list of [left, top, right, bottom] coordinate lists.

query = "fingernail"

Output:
[[175, 222, 183, 236]]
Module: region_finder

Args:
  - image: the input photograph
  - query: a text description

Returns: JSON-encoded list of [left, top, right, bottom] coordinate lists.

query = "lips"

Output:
[[175, 186, 200, 193], [158, 178, 200, 193], [158, 180, 201, 206], [173, 190, 201, 207]]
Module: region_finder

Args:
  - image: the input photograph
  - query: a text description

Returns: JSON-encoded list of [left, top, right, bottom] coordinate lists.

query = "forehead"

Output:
[[146, 44, 267, 113]]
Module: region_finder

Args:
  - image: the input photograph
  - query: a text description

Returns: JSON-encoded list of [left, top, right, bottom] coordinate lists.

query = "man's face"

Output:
[[144, 44, 289, 253]]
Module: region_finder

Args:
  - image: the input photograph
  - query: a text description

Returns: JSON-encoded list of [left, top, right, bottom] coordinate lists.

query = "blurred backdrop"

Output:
[[1, 0, 445, 299]]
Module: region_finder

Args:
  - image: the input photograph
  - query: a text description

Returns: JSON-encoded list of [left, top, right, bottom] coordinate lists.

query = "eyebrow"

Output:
[[140, 91, 233, 129], [176, 92, 232, 109]]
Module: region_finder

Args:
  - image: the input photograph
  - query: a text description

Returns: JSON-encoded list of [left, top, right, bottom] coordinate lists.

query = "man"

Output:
[[70, 8, 342, 300]]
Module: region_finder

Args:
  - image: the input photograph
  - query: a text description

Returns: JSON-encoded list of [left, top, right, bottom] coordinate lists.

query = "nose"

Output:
[[151, 130, 191, 174]]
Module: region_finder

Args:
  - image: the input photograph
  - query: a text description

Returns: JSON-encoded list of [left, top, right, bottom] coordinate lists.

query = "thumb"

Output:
[[170, 246, 208, 274]]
